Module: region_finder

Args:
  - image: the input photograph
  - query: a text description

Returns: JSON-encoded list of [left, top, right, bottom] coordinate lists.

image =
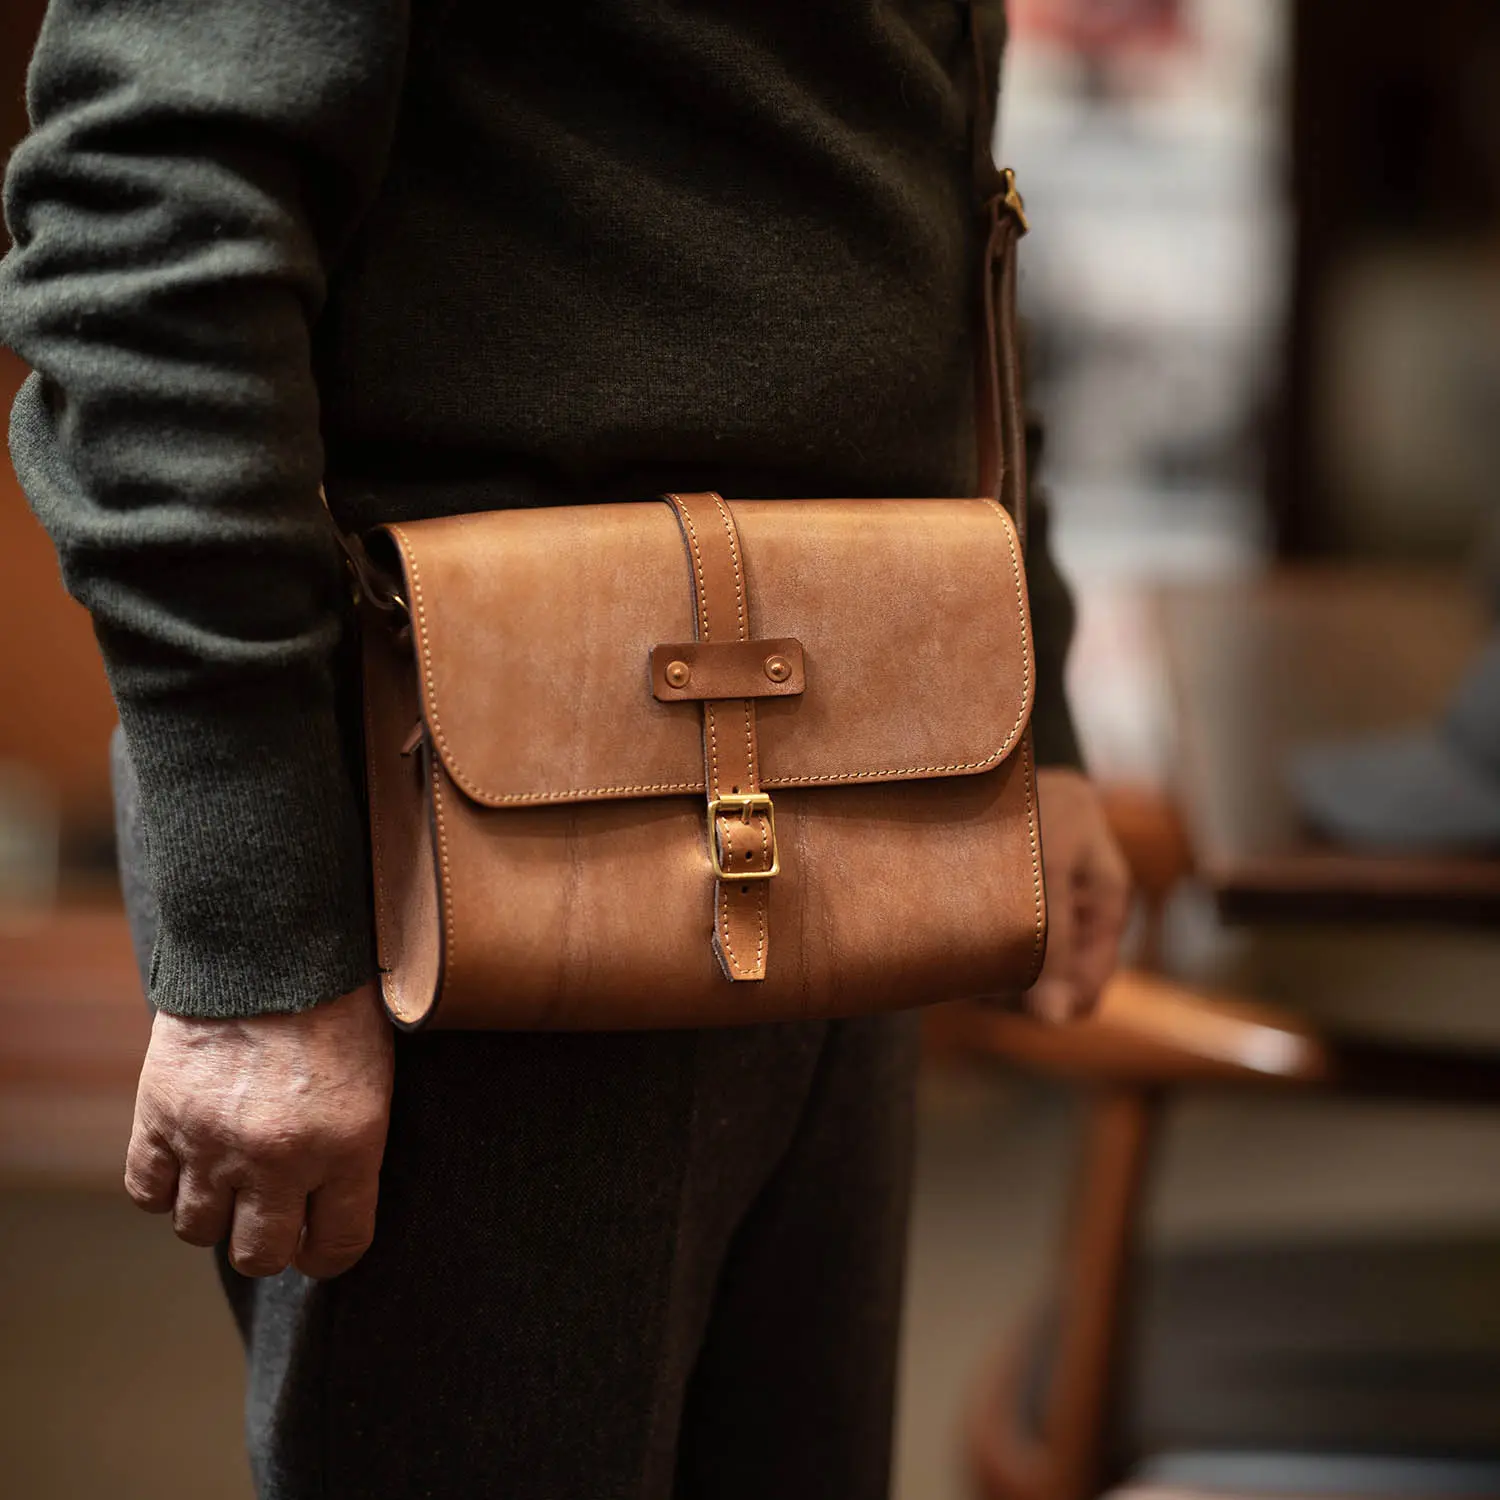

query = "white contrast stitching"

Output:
[[428, 751, 454, 1021], [1021, 743, 1044, 981], [674, 496, 712, 640]]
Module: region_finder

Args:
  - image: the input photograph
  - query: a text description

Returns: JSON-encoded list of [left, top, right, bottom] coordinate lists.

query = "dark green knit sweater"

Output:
[[0, 0, 1078, 1019]]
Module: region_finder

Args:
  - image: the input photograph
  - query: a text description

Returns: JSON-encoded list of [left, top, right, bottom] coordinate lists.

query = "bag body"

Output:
[[360, 488, 1044, 1029]]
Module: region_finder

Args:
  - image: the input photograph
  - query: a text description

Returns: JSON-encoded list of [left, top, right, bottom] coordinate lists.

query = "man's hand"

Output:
[[124, 983, 394, 1279], [1027, 768, 1131, 1024]]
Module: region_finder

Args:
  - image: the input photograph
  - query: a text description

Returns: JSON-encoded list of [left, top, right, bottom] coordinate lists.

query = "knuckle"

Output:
[[230, 1247, 290, 1278], [165, 1116, 232, 1167], [123, 1170, 165, 1209], [241, 1126, 298, 1162]]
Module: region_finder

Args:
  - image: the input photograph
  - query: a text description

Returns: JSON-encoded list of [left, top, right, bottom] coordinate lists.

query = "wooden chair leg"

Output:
[[969, 1085, 1161, 1500]]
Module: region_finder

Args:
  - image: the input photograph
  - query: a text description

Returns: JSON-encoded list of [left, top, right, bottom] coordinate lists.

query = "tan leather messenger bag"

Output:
[[332, 21, 1048, 1030]]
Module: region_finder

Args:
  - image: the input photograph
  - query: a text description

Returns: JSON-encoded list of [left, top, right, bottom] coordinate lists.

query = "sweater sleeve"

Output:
[[0, 0, 409, 1017]]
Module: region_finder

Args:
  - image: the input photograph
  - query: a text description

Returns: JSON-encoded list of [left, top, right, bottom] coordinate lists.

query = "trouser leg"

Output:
[[218, 1020, 840, 1500], [674, 1012, 920, 1500]]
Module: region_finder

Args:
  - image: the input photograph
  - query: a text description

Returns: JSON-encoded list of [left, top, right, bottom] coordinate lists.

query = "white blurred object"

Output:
[[1000, 0, 1289, 588]]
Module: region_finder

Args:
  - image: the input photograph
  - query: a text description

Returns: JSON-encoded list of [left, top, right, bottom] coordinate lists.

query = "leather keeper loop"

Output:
[[651, 639, 806, 702]]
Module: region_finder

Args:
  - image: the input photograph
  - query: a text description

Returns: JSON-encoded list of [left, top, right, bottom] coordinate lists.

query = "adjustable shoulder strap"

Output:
[[966, 0, 1031, 548]]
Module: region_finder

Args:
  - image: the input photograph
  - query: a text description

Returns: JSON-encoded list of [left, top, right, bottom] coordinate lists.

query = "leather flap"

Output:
[[381, 496, 1034, 808]]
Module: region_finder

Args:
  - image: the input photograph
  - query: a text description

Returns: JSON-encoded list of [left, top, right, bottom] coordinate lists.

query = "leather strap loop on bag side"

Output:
[[666, 491, 774, 983], [980, 191, 1029, 548], [966, 0, 1031, 548]]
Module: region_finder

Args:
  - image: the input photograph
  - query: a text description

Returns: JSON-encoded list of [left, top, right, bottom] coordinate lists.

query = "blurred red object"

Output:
[[1011, 0, 1184, 54]]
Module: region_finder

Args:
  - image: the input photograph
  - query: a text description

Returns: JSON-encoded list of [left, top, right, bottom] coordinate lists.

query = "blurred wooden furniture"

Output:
[[0, 347, 118, 850], [4, 0, 120, 852], [1159, 569, 1500, 924], [0, 902, 146, 1182], [932, 974, 1500, 1500], [938, 757, 1500, 1500]]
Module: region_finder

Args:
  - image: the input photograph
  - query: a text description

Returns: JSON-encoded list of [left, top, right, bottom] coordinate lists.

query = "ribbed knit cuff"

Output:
[[117, 685, 377, 1019]]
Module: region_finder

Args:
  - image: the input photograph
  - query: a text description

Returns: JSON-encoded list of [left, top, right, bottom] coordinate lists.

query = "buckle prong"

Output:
[[707, 793, 780, 881]]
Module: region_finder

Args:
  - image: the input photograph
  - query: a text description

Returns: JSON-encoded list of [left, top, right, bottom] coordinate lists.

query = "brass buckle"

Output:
[[707, 793, 780, 881], [999, 167, 1030, 234]]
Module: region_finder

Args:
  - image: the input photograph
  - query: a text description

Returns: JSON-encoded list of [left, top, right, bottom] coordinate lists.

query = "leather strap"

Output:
[[966, 0, 1030, 546], [666, 492, 774, 982], [977, 191, 1028, 547]]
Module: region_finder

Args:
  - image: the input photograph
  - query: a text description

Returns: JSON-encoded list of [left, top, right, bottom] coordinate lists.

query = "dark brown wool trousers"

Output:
[[114, 727, 918, 1500]]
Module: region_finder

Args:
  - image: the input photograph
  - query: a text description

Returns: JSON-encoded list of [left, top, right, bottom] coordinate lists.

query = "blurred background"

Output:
[[4, 2, 1500, 1498]]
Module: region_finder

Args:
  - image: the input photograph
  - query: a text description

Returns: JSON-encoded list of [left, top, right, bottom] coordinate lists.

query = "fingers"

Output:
[[122, 989, 394, 1276], [1025, 977, 1085, 1025], [228, 1184, 309, 1278], [172, 1172, 235, 1248], [1073, 905, 1126, 1005], [124, 1127, 179, 1214], [295, 1173, 380, 1280]]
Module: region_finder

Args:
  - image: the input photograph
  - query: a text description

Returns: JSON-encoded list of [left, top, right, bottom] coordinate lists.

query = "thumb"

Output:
[[1024, 853, 1082, 1023]]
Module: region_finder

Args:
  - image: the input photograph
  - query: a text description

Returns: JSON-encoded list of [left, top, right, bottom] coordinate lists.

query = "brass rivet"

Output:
[[665, 660, 691, 688], [764, 654, 792, 684]]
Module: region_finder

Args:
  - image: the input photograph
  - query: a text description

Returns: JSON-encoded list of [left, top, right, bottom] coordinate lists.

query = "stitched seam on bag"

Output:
[[430, 753, 454, 1010], [765, 504, 1031, 783], [712, 494, 747, 641], [719, 881, 766, 979], [675, 497, 713, 640], [706, 702, 722, 798], [1023, 745, 1043, 979], [718, 821, 741, 972], [671, 496, 723, 802], [395, 528, 701, 802], [715, 817, 769, 977], [753, 818, 768, 974], [395, 504, 1032, 802], [709, 496, 760, 799]]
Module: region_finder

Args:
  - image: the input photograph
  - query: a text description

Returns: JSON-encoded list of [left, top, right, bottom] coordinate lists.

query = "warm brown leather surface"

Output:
[[375, 733, 1044, 1029], [649, 639, 806, 703], [362, 604, 444, 1028], [383, 496, 1033, 807], [363, 488, 1046, 1027]]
